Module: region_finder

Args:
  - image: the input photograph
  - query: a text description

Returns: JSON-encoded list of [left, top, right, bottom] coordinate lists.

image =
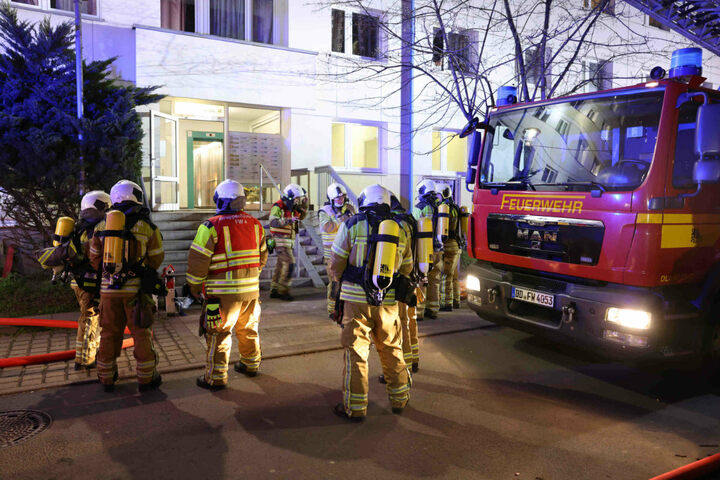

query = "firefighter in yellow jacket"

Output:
[[89, 180, 164, 393], [187, 180, 268, 390], [437, 182, 463, 311], [413, 179, 443, 320], [71, 190, 111, 369], [329, 184, 413, 421], [269, 183, 307, 301], [318, 183, 355, 317]]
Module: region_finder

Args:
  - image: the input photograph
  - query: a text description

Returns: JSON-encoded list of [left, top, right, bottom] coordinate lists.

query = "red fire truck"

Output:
[[463, 48, 720, 361]]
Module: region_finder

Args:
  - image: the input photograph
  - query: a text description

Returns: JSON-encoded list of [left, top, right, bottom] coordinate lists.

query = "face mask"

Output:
[[333, 196, 345, 208]]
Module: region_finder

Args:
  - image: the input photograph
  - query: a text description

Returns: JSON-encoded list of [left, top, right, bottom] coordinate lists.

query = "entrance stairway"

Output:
[[153, 210, 327, 293]]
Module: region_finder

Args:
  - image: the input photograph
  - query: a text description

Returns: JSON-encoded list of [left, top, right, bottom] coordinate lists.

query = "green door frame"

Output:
[[187, 131, 224, 209]]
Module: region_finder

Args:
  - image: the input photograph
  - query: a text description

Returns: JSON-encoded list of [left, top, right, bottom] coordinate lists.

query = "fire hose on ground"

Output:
[[0, 318, 133, 368]]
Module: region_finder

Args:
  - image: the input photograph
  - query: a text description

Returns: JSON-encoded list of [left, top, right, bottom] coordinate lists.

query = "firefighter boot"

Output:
[[234, 361, 258, 377], [333, 403, 364, 423], [196, 375, 226, 391], [138, 374, 162, 392]]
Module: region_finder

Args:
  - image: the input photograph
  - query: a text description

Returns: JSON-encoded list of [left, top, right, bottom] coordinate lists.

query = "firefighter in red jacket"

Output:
[[187, 180, 268, 389], [268, 183, 307, 301]]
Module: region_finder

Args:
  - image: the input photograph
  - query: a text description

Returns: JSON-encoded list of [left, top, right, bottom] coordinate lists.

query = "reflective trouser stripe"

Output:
[[440, 244, 461, 306], [417, 253, 442, 313], [202, 297, 262, 385], [271, 247, 294, 294]]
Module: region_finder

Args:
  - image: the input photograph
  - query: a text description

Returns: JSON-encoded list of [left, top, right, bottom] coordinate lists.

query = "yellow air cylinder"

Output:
[[53, 217, 75, 246], [372, 220, 399, 290], [437, 203, 450, 241], [416, 217, 433, 274], [103, 210, 125, 275], [460, 206, 470, 238]]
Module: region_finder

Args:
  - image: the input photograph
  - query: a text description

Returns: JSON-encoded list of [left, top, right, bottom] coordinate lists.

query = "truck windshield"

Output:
[[480, 90, 664, 191]]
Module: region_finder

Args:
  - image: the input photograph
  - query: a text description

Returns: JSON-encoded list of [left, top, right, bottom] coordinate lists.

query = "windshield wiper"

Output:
[[482, 180, 536, 193], [535, 181, 606, 196]]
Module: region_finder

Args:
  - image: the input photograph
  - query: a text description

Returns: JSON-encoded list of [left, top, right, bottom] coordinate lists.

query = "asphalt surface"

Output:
[[1, 323, 720, 480]]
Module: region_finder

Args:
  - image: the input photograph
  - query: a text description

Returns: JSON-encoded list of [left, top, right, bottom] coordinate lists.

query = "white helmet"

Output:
[[81, 190, 111, 212], [110, 180, 143, 205], [214, 180, 245, 211], [416, 179, 436, 197], [283, 183, 305, 201], [358, 184, 390, 209], [437, 182, 453, 199], [327, 183, 347, 201]]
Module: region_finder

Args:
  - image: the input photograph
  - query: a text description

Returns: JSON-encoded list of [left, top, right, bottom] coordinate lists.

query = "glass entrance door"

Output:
[[150, 111, 180, 210], [187, 131, 224, 209]]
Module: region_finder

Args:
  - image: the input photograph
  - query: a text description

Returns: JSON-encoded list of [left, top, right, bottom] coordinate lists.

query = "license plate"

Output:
[[511, 286, 554, 308]]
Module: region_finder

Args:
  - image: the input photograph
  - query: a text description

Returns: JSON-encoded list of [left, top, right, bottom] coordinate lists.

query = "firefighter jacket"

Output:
[[69, 222, 100, 294], [413, 197, 441, 252], [269, 200, 304, 249], [328, 213, 413, 306], [318, 202, 355, 261], [392, 209, 418, 273], [186, 210, 268, 300], [89, 207, 164, 297]]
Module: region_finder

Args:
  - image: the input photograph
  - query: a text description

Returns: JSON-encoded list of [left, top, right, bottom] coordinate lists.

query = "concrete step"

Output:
[[164, 250, 188, 263], [164, 239, 192, 251], [162, 230, 198, 241], [155, 220, 204, 232], [151, 211, 213, 222]]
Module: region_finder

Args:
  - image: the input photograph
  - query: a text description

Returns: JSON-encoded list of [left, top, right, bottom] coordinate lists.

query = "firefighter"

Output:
[[187, 180, 268, 390], [269, 183, 307, 301], [438, 183, 463, 311], [318, 183, 355, 317], [71, 190, 111, 370], [89, 180, 164, 393], [413, 179, 443, 320], [329, 184, 413, 421]]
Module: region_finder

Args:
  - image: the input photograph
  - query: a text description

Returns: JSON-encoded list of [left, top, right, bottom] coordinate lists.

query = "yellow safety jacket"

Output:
[[318, 203, 355, 261], [269, 200, 302, 249], [186, 211, 268, 300], [329, 212, 413, 305]]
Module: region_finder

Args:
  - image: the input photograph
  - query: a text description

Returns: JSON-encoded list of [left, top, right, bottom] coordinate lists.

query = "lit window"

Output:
[[51, 0, 96, 15], [161, 0, 196, 33], [12, 1, 39, 6], [432, 130, 467, 173], [332, 122, 381, 170]]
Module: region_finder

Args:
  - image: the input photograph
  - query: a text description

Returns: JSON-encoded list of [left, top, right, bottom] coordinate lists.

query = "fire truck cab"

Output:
[[464, 48, 720, 360]]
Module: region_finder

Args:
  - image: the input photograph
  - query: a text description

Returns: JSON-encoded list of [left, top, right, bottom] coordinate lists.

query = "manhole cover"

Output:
[[0, 410, 52, 448]]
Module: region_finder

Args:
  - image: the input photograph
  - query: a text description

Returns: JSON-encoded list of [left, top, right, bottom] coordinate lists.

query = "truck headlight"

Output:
[[466, 274, 480, 292], [606, 307, 651, 330]]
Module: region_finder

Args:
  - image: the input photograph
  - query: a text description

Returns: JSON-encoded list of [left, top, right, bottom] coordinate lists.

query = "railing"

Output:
[[258, 163, 283, 213], [314, 165, 358, 207]]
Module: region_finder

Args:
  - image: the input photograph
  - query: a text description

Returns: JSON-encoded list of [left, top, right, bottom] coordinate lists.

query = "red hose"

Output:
[[0, 318, 134, 368], [649, 453, 720, 480]]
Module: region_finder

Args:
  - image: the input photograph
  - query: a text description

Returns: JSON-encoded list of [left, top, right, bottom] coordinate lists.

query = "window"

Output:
[[50, 0, 96, 14], [583, 0, 614, 15], [432, 28, 474, 73], [11, 1, 39, 5], [432, 130, 468, 173], [542, 167, 558, 183], [648, 16, 670, 31], [210, 0, 245, 40], [556, 119, 570, 140], [161, 0, 195, 33], [352, 13, 379, 58], [332, 122, 381, 170], [522, 47, 551, 87], [332, 9, 382, 59], [331, 9, 345, 53], [673, 101, 700, 188], [585, 60, 613, 91]]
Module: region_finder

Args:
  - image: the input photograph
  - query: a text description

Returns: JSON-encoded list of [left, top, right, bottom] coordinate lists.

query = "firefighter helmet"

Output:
[[213, 180, 245, 212], [437, 182, 453, 200], [81, 190, 111, 212], [110, 180, 143, 206], [389, 194, 403, 212], [416, 179, 436, 197], [358, 184, 390, 210], [283, 183, 305, 201], [327, 183, 347, 201]]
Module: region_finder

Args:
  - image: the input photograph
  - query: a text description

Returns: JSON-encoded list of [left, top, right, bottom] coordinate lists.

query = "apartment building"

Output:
[[10, 0, 720, 212]]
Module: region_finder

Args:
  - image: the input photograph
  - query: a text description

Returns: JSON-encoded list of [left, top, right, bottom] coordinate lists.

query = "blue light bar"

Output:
[[669, 47, 702, 78], [497, 86, 517, 106]]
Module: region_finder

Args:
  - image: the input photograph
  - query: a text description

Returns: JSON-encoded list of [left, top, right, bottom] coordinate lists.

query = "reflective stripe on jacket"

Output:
[[328, 215, 413, 305], [186, 211, 268, 299], [318, 203, 355, 260], [269, 201, 296, 248]]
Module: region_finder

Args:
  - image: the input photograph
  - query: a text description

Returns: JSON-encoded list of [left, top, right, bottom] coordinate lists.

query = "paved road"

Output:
[[1, 323, 720, 479]]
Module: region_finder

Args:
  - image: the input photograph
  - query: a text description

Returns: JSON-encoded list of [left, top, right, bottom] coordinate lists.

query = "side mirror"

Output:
[[465, 131, 482, 191], [693, 159, 720, 184], [695, 104, 720, 158]]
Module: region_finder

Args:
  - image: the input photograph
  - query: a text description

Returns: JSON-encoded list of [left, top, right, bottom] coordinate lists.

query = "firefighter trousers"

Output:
[[340, 302, 410, 417], [399, 301, 419, 367], [325, 262, 338, 315], [417, 252, 442, 316], [72, 285, 101, 366], [97, 294, 158, 385], [441, 241, 461, 307], [203, 297, 261, 386], [271, 246, 294, 294]]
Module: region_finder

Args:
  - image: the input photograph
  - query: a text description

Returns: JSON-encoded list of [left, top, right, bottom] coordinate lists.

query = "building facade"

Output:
[[10, 0, 720, 211]]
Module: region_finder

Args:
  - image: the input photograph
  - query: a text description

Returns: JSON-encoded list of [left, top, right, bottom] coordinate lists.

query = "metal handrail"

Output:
[[258, 163, 283, 213], [314, 165, 358, 206]]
